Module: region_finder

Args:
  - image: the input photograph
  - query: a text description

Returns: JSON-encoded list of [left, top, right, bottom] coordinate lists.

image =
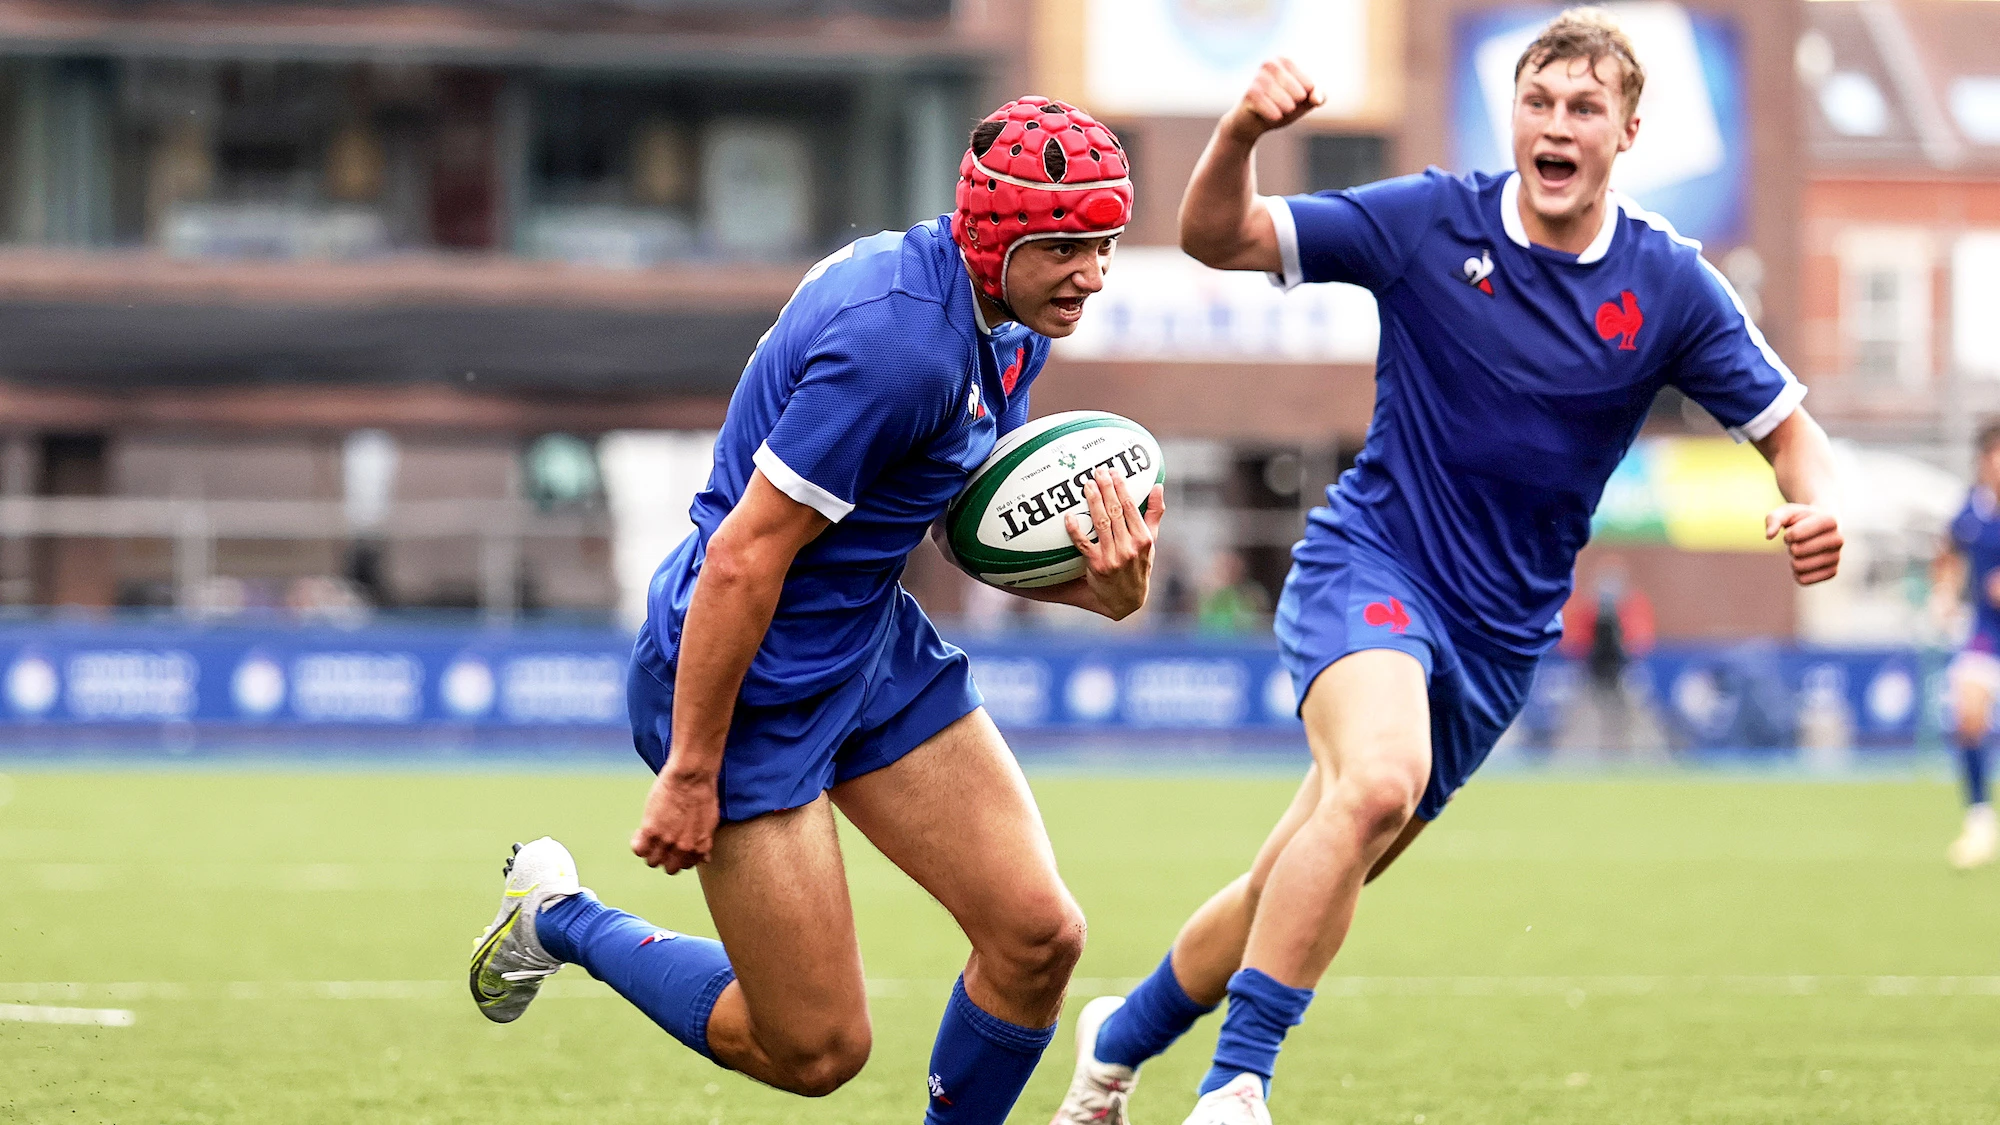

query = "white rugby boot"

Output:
[[1948, 805, 1998, 870], [1180, 1073, 1272, 1125], [1051, 995, 1138, 1124], [469, 837, 583, 1022]]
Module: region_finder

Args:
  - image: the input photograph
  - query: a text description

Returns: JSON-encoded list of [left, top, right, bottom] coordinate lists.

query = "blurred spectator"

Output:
[[1570, 565, 1656, 683], [1156, 558, 1198, 625], [186, 575, 249, 621], [285, 575, 372, 628], [1559, 564, 1664, 757], [1197, 551, 1270, 634]]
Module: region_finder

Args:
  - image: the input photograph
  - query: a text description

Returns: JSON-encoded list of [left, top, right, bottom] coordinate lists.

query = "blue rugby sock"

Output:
[[923, 975, 1057, 1124], [537, 891, 736, 1064], [1093, 951, 1218, 1068], [1958, 734, 1992, 808], [1197, 968, 1314, 1099]]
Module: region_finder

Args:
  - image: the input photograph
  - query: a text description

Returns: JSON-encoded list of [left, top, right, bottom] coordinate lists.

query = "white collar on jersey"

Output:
[[1500, 171, 1620, 265], [966, 273, 1015, 337]]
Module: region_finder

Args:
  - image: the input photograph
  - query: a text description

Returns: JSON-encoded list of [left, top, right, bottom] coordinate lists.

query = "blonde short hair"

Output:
[[1514, 6, 1646, 119]]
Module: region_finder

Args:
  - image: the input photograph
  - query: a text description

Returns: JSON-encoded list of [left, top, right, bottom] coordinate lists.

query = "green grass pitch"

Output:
[[4, 768, 1999, 1124]]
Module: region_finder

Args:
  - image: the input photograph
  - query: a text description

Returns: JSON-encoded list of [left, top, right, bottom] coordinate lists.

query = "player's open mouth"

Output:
[[1534, 155, 1578, 188], [1050, 296, 1086, 321]]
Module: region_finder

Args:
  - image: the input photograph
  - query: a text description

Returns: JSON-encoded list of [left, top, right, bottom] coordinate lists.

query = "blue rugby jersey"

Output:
[[644, 217, 1047, 705], [1270, 168, 1804, 656], [1951, 488, 2000, 651]]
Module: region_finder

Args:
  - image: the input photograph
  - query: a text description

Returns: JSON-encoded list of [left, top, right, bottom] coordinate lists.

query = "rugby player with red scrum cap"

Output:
[[466, 97, 1163, 1123]]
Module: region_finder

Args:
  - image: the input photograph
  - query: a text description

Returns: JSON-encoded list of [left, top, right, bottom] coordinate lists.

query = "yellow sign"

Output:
[[1654, 438, 1784, 552]]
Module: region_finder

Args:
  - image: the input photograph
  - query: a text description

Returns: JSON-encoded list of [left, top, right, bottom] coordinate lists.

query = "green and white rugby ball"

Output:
[[945, 410, 1165, 589]]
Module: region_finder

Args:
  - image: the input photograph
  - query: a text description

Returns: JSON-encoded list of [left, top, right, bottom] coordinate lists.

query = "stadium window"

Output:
[[523, 76, 843, 266], [0, 58, 123, 247], [114, 59, 414, 259], [1305, 134, 1387, 194], [1840, 228, 1933, 388], [1956, 233, 2000, 380], [521, 80, 698, 266]]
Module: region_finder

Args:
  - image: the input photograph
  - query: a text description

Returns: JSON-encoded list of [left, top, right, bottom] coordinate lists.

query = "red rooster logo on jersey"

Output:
[[1596, 290, 1644, 350], [1000, 346, 1025, 395]]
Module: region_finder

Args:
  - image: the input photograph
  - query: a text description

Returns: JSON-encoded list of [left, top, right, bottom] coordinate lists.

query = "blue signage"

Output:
[[0, 624, 629, 728], [0, 622, 1946, 758]]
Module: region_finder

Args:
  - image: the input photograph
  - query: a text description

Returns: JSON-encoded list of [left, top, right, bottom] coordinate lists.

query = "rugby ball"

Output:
[[945, 411, 1165, 589]]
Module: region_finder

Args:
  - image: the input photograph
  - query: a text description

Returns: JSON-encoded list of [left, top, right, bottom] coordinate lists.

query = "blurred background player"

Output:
[[1052, 10, 1845, 1125], [469, 97, 1165, 1125], [1931, 420, 2000, 870]]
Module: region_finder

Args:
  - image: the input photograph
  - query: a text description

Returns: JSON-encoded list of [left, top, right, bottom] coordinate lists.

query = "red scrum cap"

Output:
[[953, 97, 1133, 308]]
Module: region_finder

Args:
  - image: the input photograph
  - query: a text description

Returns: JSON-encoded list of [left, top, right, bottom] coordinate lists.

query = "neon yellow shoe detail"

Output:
[[467, 837, 582, 1023]]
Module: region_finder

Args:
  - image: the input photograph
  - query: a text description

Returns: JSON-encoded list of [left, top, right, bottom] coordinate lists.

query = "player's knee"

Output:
[[772, 1024, 872, 1098], [1330, 763, 1424, 843], [982, 895, 1086, 986]]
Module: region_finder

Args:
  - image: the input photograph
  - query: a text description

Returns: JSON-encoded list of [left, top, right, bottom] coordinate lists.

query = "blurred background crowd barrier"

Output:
[[0, 0, 1995, 763]]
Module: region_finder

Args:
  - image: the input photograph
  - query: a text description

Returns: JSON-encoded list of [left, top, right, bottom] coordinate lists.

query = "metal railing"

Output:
[[0, 496, 611, 621]]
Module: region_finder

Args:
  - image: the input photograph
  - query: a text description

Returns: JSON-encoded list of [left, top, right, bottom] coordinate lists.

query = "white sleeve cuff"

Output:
[[753, 441, 854, 522], [1262, 195, 1304, 291], [1726, 380, 1808, 443]]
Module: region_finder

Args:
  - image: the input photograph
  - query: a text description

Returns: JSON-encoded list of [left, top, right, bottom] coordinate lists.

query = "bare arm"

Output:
[[1933, 543, 1967, 627], [1752, 407, 1844, 586], [1178, 58, 1323, 272], [1933, 544, 1965, 598], [631, 470, 829, 873]]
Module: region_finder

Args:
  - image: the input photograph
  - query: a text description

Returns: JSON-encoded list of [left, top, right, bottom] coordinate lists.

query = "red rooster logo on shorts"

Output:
[[1364, 598, 1411, 634]]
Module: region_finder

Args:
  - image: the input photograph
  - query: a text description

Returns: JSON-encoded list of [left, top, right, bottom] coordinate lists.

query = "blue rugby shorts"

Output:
[[1274, 528, 1540, 820], [628, 588, 983, 824]]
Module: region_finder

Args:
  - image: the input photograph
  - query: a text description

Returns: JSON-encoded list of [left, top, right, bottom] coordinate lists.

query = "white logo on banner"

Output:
[[442, 658, 497, 719], [1263, 667, 1298, 721], [1066, 665, 1120, 722], [1866, 667, 1915, 727], [291, 654, 423, 722], [500, 655, 625, 724], [65, 651, 199, 721], [1671, 667, 1735, 735], [5, 654, 59, 717], [231, 656, 286, 718], [1124, 660, 1248, 727], [971, 658, 1052, 727]]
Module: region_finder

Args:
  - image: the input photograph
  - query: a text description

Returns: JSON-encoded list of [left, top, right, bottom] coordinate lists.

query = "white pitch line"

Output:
[[7, 976, 2000, 1002], [0, 1003, 135, 1027]]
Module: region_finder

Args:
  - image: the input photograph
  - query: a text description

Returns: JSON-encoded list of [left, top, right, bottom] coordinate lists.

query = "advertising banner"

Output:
[[1592, 436, 1786, 551], [1054, 248, 1379, 364], [0, 624, 630, 728], [0, 623, 1943, 758], [1082, 0, 1376, 119]]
